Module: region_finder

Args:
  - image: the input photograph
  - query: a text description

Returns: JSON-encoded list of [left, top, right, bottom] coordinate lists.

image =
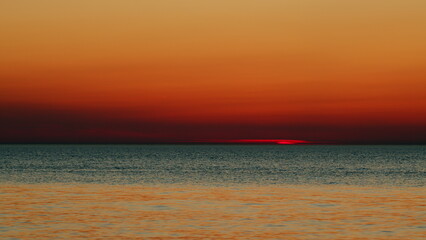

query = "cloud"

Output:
[[1, 104, 425, 144]]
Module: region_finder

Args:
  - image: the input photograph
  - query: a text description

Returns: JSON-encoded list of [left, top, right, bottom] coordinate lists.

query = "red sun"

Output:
[[231, 139, 311, 145], [189, 139, 312, 144]]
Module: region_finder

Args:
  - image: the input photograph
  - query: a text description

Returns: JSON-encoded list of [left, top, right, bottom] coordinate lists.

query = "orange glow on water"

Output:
[[1, 183, 424, 239]]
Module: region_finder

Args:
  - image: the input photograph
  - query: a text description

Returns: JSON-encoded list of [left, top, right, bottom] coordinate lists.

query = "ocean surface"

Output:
[[1, 145, 425, 239]]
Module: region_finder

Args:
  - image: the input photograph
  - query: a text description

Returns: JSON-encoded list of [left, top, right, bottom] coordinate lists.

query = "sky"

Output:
[[1, 0, 426, 144]]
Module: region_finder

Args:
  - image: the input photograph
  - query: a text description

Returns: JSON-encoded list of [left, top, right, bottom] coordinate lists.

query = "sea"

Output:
[[1, 144, 425, 239]]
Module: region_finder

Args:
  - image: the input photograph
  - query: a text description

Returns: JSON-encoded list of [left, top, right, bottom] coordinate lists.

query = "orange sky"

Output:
[[1, 1, 426, 143]]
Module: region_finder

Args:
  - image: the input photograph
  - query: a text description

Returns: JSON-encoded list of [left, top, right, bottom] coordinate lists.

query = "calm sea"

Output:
[[1, 145, 425, 239], [0, 144, 425, 186]]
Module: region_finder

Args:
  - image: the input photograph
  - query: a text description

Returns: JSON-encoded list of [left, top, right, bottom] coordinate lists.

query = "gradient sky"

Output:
[[1, 0, 426, 144]]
